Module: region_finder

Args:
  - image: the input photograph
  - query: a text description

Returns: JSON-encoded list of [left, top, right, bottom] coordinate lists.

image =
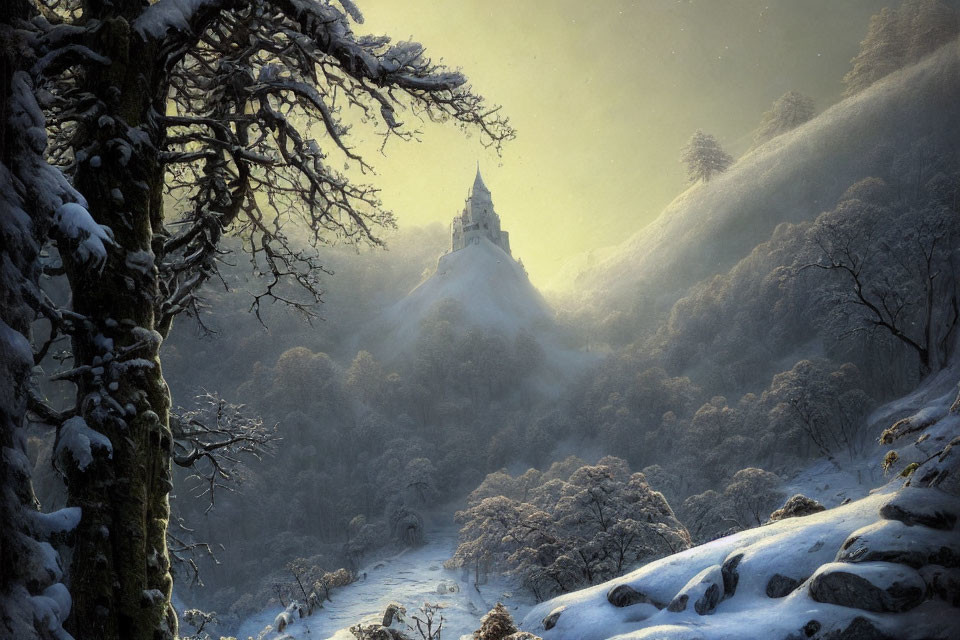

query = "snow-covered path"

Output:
[[234, 525, 532, 640]]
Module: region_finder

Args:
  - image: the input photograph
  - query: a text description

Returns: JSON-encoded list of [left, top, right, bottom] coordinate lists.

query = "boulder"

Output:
[[803, 620, 821, 637], [436, 580, 460, 594], [666, 594, 688, 613], [765, 573, 802, 598], [809, 562, 925, 612], [667, 564, 723, 615], [606, 584, 664, 609], [879, 487, 958, 530], [382, 603, 405, 627], [837, 519, 960, 568], [721, 553, 743, 598], [821, 616, 892, 640], [770, 494, 826, 522], [542, 606, 564, 631], [920, 565, 960, 607]]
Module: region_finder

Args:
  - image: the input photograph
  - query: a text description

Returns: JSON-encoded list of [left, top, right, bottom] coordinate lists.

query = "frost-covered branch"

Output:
[[171, 390, 278, 512]]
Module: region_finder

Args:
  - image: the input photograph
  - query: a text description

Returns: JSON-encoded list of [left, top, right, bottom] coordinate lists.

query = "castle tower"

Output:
[[450, 168, 512, 256]]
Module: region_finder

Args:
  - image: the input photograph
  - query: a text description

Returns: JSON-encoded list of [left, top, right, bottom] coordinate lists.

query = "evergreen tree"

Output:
[[474, 603, 517, 640], [844, 0, 958, 96], [754, 91, 816, 145], [905, 0, 960, 61], [680, 130, 733, 183], [843, 7, 907, 96]]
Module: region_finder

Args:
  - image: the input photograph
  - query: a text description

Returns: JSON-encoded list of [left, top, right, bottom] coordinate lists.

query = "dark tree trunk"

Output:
[[58, 14, 176, 640]]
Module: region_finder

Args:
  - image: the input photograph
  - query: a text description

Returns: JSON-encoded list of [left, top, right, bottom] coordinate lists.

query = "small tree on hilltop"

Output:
[[754, 91, 816, 145], [681, 130, 733, 183]]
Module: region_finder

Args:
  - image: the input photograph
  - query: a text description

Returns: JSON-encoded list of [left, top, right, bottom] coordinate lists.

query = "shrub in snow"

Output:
[[451, 458, 690, 600], [769, 494, 826, 522], [473, 602, 516, 640]]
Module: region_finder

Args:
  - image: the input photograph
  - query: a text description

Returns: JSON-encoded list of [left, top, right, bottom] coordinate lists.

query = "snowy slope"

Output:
[[361, 238, 592, 386], [231, 525, 534, 640], [519, 487, 959, 639], [371, 239, 552, 352], [554, 39, 960, 318], [518, 381, 960, 640]]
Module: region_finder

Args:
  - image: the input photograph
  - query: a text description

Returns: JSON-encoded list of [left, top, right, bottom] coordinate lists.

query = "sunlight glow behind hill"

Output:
[[342, 0, 889, 289]]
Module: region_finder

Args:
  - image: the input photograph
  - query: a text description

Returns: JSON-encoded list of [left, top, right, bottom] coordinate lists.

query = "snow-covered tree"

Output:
[[473, 603, 517, 640], [1, 4, 88, 638], [843, 6, 909, 96], [765, 359, 873, 464], [2, 1, 513, 639], [753, 90, 815, 145], [680, 130, 733, 183], [843, 0, 959, 96], [806, 172, 960, 375], [451, 460, 690, 600], [722, 467, 783, 528]]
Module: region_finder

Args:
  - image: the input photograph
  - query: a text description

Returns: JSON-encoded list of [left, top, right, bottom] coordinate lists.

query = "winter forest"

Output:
[[2, 0, 960, 639]]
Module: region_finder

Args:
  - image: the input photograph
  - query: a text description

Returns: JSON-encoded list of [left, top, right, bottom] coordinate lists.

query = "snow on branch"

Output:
[[171, 390, 278, 512], [53, 202, 114, 267], [135, 0, 225, 39], [55, 415, 114, 471], [153, 0, 513, 332]]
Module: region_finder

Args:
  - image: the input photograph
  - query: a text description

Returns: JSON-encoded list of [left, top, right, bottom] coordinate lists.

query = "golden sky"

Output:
[[349, 0, 888, 289]]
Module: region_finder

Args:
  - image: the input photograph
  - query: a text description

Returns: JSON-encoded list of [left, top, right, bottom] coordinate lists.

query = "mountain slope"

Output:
[[556, 39, 960, 324], [364, 238, 556, 360]]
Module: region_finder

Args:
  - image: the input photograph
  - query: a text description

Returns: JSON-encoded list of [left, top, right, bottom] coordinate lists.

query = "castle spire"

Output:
[[471, 165, 490, 196]]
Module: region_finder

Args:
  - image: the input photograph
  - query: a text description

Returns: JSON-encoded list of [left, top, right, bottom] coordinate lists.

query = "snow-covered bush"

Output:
[[450, 459, 690, 600]]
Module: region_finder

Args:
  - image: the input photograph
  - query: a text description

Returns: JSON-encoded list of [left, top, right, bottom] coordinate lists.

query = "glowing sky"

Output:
[[350, 0, 889, 289]]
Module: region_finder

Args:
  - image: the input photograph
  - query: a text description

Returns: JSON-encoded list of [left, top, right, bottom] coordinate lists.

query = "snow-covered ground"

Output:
[[233, 525, 534, 640], [517, 371, 960, 640], [519, 487, 959, 639]]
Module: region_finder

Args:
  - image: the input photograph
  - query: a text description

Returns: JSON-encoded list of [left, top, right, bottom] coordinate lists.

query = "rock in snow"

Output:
[[518, 367, 960, 639], [809, 562, 926, 613]]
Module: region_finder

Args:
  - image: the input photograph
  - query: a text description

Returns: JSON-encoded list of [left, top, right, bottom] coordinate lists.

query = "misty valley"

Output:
[[2, 2, 960, 640]]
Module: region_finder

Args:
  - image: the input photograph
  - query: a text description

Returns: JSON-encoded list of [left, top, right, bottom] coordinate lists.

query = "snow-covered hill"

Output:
[[554, 39, 960, 321], [377, 239, 552, 350], [231, 524, 535, 640], [361, 238, 591, 382], [518, 378, 960, 640]]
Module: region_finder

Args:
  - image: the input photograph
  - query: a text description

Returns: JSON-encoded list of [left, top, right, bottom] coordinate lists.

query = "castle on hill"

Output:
[[449, 168, 512, 257]]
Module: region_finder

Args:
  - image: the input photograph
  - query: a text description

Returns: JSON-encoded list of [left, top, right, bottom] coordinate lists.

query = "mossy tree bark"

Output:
[[58, 8, 176, 639]]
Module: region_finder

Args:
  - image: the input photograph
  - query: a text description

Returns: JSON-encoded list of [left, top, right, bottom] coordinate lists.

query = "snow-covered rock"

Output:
[[808, 562, 925, 613], [666, 565, 722, 615]]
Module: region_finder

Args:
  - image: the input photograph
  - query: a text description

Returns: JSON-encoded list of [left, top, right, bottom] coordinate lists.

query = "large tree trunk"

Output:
[[59, 14, 176, 640]]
